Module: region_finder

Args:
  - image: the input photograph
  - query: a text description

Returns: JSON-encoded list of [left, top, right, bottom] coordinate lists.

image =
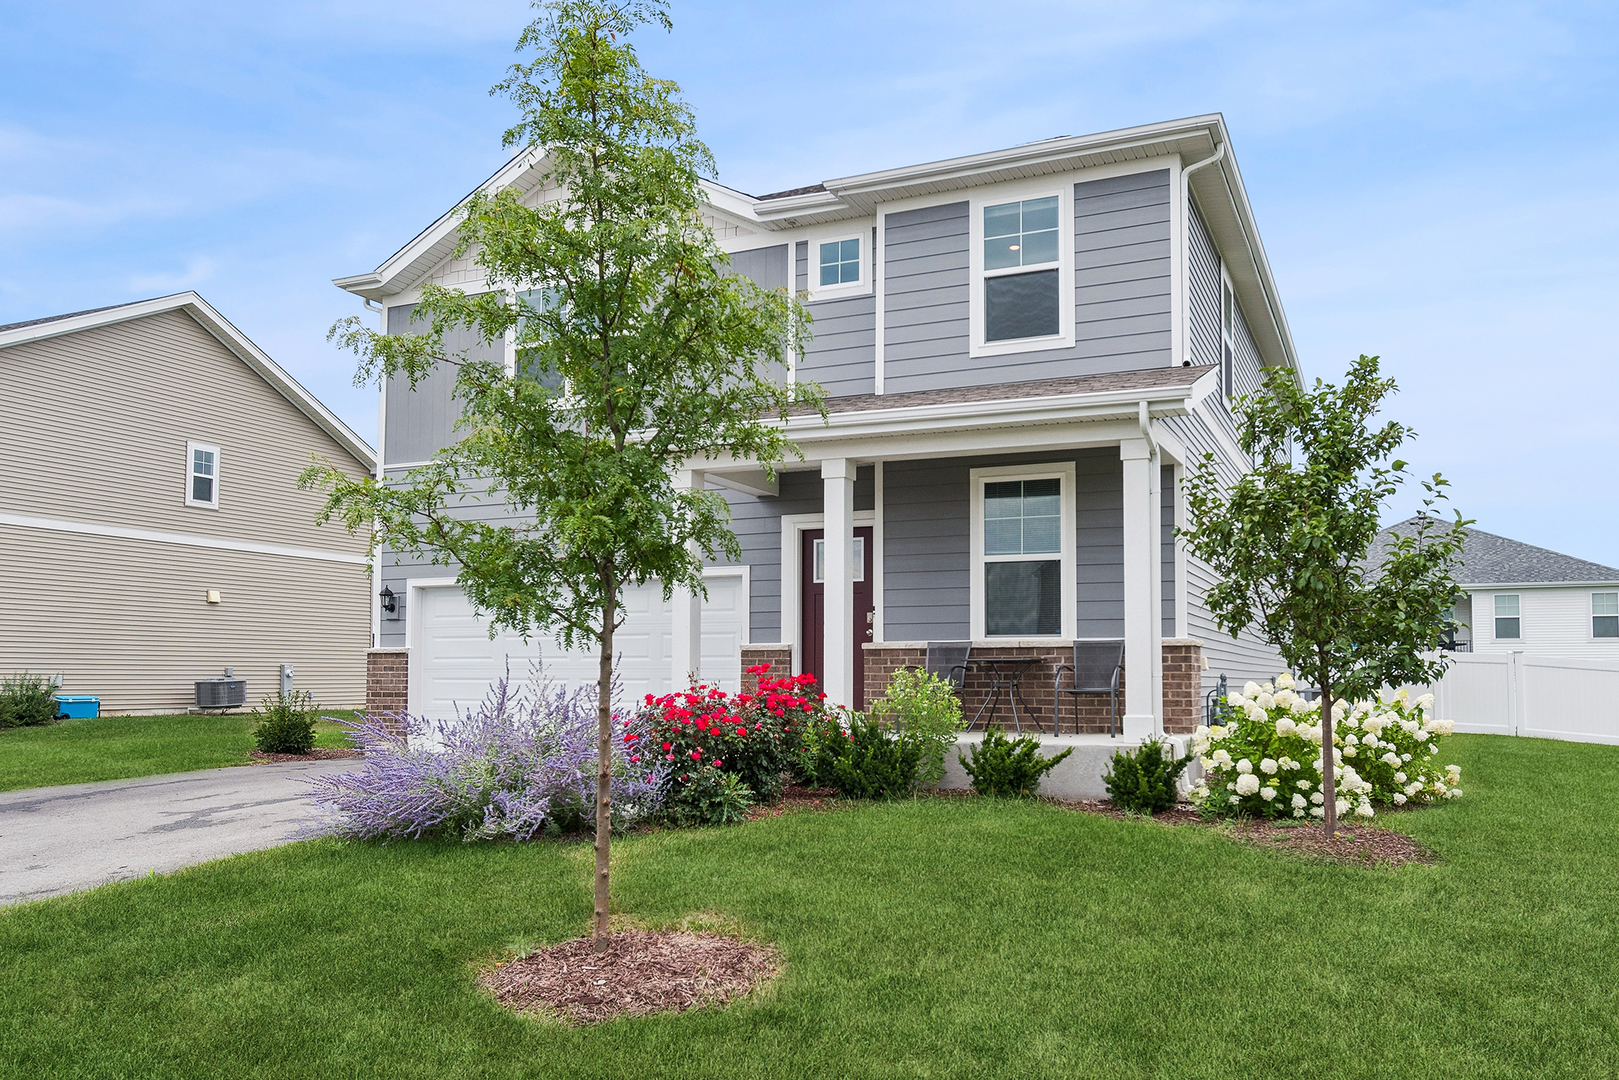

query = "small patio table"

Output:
[[967, 655, 1044, 734]]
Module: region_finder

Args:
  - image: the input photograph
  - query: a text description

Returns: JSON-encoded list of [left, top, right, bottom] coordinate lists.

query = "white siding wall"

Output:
[[1465, 587, 1619, 663], [0, 310, 372, 712]]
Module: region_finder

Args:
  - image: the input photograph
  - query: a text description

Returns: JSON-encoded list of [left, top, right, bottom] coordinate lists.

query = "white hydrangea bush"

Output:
[[1189, 673, 1463, 820]]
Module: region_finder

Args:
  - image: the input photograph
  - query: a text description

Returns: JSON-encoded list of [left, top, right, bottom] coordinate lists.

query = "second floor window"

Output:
[[983, 196, 1060, 343], [819, 238, 860, 286], [1494, 594, 1520, 639], [186, 441, 220, 509], [1594, 592, 1618, 638]]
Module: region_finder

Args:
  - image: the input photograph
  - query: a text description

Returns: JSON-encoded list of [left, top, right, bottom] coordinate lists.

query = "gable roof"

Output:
[[332, 114, 1297, 377], [1376, 517, 1619, 587], [0, 292, 376, 469]]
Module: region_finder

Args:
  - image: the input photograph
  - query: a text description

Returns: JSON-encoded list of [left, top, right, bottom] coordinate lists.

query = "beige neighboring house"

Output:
[[0, 292, 376, 714]]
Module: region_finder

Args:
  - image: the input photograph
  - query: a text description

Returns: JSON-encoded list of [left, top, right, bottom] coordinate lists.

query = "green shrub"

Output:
[[0, 672, 59, 729], [958, 727, 1072, 797], [867, 668, 962, 788], [250, 690, 319, 754], [669, 766, 754, 825], [792, 707, 850, 788], [1103, 737, 1192, 814], [828, 711, 926, 799]]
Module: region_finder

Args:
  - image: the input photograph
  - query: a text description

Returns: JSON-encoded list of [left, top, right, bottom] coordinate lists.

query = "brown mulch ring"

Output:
[[480, 929, 780, 1024], [248, 748, 363, 763], [744, 784, 842, 821], [1060, 798, 1435, 867]]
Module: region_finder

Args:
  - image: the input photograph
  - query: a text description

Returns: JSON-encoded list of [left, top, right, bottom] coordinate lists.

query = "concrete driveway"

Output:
[[0, 759, 361, 907]]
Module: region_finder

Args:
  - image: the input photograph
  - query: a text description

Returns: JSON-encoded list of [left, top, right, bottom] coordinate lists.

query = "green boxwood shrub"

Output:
[[251, 690, 319, 754], [1103, 737, 1192, 814], [828, 711, 926, 799], [0, 672, 59, 729], [958, 727, 1072, 797]]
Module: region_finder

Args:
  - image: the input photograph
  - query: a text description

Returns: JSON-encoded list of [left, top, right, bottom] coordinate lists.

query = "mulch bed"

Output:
[[248, 748, 363, 763], [480, 930, 780, 1024], [744, 784, 842, 821], [1061, 798, 1434, 866]]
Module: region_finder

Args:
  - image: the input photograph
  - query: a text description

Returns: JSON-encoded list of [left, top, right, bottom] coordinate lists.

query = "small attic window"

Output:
[[186, 441, 220, 509]]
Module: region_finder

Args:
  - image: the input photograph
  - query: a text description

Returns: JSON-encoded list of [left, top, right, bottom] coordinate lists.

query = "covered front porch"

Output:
[[676, 368, 1222, 740]]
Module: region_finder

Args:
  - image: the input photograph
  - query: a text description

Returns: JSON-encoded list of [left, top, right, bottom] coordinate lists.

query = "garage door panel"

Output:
[[412, 578, 744, 719]]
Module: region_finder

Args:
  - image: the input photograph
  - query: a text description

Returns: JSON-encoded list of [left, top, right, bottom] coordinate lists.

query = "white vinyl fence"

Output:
[[1420, 652, 1619, 745]]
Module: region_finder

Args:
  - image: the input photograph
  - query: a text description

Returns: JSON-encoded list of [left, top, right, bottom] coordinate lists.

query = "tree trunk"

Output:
[[593, 583, 616, 953], [1317, 653, 1337, 835]]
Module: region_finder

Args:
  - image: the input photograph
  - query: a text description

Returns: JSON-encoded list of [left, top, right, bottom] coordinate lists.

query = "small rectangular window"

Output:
[[811, 536, 864, 583], [818, 238, 860, 287], [1494, 594, 1520, 640], [1594, 592, 1618, 638], [185, 441, 220, 509]]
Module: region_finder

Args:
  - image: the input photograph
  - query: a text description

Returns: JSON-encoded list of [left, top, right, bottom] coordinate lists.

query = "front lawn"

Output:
[[0, 711, 359, 792], [2, 734, 1616, 1078]]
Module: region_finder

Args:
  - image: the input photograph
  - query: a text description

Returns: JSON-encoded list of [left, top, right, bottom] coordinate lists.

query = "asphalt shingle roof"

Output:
[[0, 298, 165, 335], [1375, 517, 1619, 586]]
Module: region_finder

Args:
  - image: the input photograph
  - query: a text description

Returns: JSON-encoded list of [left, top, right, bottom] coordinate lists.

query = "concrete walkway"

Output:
[[0, 759, 362, 907]]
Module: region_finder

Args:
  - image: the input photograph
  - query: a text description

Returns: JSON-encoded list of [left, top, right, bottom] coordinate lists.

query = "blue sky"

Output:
[[3, 1, 1616, 566]]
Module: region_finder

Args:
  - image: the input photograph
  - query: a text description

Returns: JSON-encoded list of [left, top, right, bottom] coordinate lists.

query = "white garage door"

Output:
[[410, 574, 746, 720]]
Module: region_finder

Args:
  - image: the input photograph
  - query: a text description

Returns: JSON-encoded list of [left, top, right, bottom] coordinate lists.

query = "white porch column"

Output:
[[670, 468, 705, 690], [821, 458, 856, 707], [1121, 440, 1163, 738]]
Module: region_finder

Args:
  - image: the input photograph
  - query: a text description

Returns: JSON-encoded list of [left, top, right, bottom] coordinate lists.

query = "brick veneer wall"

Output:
[[740, 645, 794, 695], [1160, 638, 1204, 734], [861, 639, 1203, 736], [366, 648, 408, 720]]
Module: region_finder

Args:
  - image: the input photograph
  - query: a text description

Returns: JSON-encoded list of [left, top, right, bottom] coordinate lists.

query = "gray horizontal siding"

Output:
[[882, 169, 1173, 396], [1158, 404, 1285, 688], [884, 448, 1126, 641], [383, 302, 504, 466], [794, 240, 876, 397], [1188, 197, 1222, 371], [1230, 292, 1265, 401]]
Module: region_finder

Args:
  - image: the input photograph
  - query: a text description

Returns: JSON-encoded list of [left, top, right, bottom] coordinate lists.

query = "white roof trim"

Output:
[[0, 292, 376, 469]]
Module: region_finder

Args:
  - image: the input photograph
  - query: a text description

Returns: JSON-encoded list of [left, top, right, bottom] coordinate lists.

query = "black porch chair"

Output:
[[924, 641, 972, 691], [1053, 639, 1124, 737]]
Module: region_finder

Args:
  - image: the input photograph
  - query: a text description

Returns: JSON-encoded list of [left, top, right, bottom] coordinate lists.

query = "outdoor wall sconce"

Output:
[[379, 586, 397, 615]]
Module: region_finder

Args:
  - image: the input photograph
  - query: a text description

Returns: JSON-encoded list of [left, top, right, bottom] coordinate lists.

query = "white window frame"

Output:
[[804, 229, 871, 302], [1592, 591, 1619, 640], [1493, 593, 1521, 640], [969, 462, 1076, 641], [185, 440, 221, 510], [968, 181, 1075, 359]]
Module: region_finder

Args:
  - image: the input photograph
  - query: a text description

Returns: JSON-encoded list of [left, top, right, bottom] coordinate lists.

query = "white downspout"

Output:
[[1178, 142, 1227, 370]]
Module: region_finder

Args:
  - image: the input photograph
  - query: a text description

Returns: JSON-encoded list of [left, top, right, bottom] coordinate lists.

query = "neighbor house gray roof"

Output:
[[1375, 517, 1619, 586]]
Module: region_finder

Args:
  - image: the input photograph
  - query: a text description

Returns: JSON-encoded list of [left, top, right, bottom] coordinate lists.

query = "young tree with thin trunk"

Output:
[[1179, 355, 1467, 835], [303, 0, 822, 951]]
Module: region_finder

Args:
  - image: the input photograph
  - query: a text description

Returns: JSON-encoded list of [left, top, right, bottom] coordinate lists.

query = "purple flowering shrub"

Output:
[[305, 674, 666, 841]]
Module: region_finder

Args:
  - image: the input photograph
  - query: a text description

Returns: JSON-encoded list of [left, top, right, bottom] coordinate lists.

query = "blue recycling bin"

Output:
[[54, 695, 100, 719]]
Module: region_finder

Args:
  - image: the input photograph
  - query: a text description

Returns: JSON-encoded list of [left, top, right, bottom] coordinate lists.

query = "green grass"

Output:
[[0, 711, 359, 791], [2, 734, 1617, 1078]]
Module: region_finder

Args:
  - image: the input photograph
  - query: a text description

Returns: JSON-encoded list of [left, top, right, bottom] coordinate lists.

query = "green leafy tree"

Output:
[[1178, 356, 1467, 834], [303, 0, 822, 950]]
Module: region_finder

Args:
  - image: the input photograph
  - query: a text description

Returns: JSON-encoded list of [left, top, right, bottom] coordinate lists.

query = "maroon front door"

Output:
[[801, 526, 876, 708]]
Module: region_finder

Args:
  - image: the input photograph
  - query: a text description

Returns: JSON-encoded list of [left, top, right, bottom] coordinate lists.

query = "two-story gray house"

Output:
[[337, 114, 1291, 737]]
